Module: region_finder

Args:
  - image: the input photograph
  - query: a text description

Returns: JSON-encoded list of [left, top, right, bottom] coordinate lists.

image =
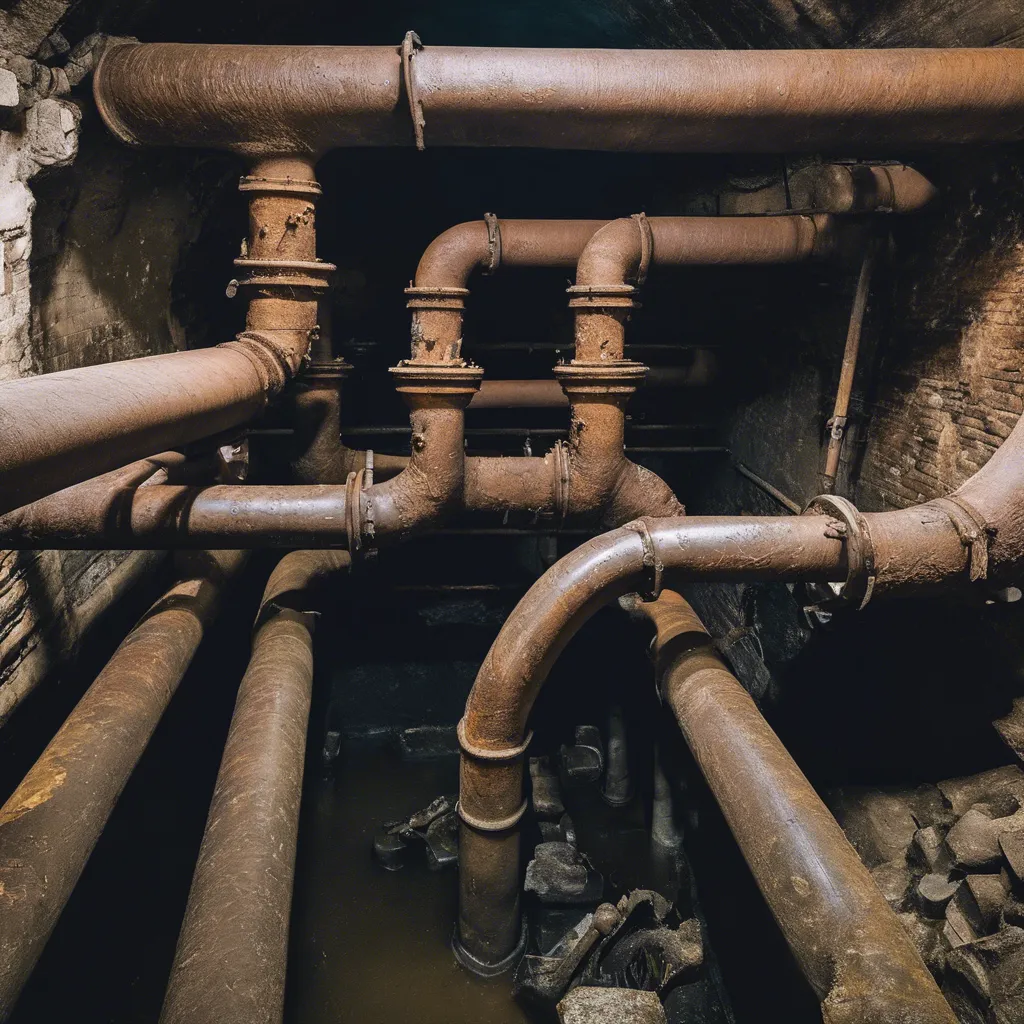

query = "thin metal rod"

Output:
[[823, 241, 879, 493], [733, 460, 802, 514]]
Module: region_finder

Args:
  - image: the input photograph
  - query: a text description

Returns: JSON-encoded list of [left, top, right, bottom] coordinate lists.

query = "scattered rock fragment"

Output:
[[871, 860, 912, 911], [916, 872, 962, 918], [558, 987, 667, 1024], [938, 765, 1024, 818], [943, 925, 1024, 1024], [946, 805, 1024, 871], [953, 873, 1009, 935]]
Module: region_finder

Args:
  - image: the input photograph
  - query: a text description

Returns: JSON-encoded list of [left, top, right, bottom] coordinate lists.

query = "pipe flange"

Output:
[[404, 286, 470, 312], [927, 494, 991, 582], [802, 493, 876, 610], [566, 283, 638, 310], [238, 175, 322, 199], [452, 922, 527, 978], [390, 361, 484, 398], [457, 717, 533, 762], [302, 359, 353, 384], [456, 799, 528, 833], [553, 359, 648, 396], [623, 517, 664, 602], [232, 257, 336, 292]]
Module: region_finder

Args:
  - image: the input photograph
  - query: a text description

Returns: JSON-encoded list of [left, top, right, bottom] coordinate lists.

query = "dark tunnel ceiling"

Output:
[[56, 0, 1024, 53]]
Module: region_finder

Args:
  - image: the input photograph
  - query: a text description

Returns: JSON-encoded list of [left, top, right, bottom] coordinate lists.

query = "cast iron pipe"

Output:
[[0, 549, 246, 1019], [452, 397, 1024, 972], [627, 589, 954, 1024], [408, 218, 607, 363], [159, 549, 349, 1024], [570, 214, 832, 361], [0, 156, 327, 517], [94, 44, 1024, 156]]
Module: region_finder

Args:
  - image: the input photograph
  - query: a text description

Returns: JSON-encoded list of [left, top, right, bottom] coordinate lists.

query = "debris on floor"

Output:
[[372, 793, 458, 871], [830, 764, 1024, 1023]]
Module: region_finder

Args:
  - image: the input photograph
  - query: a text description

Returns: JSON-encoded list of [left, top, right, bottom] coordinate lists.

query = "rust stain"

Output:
[[0, 765, 67, 827]]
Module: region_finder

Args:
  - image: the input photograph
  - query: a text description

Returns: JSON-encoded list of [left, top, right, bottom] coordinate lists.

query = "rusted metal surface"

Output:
[[159, 549, 349, 1024], [0, 550, 246, 1018], [408, 218, 607, 363], [95, 44, 1024, 157], [571, 215, 832, 361], [0, 158, 324, 517], [455, 513, 851, 970], [468, 379, 569, 410], [452, 402, 1024, 970], [823, 241, 879, 492], [720, 163, 938, 216], [629, 590, 955, 1024]]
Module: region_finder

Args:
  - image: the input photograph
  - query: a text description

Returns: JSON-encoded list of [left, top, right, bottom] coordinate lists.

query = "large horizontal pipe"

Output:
[[95, 44, 1024, 156], [629, 590, 954, 1024], [160, 550, 349, 1024], [0, 550, 246, 1019]]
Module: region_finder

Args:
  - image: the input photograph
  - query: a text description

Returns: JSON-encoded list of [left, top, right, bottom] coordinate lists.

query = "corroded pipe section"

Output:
[[160, 549, 349, 1024], [0, 550, 246, 1018], [628, 590, 956, 1024], [95, 44, 1024, 156], [408, 218, 606, 363], [0, 158, 326, 517], [570, 215, 832, 361], [455, 514, 851, 969]]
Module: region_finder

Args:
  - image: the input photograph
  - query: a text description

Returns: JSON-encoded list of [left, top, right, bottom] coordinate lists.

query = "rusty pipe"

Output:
[[95, 44, 1024, 157], [571, 215, 832, 361], [160, 549, 348, 1024], [628, 590, 955, 1024], [0, 549, 246, 1019], [408, 218, 606, 363], [0, 158, 325, 517], [453, 409, 1024, 972]]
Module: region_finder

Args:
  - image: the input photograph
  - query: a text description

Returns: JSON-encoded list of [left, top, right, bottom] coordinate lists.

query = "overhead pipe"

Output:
[[93, 43, 1024, 156], [625, 590, 955, 1024], [0, 156, 329, 516], [0, 549, 246, 1018], [719, 162, 938, 217], [0, 216, 851, 546], [452, 398, 1024, 972], [160, 549, 349, 1024]]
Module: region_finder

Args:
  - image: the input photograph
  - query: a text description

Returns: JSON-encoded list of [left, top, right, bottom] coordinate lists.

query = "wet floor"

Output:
[[286, 743, 531, 1024]]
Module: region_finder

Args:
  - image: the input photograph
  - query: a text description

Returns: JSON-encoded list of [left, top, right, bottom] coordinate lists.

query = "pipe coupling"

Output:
[[566, 282, 638, 311], [390, 361, 484, 403], [553, 359, 648, 397], [404, 286, 470, 312], [219, 331, 302, 396], [802, 493, 876, 610]]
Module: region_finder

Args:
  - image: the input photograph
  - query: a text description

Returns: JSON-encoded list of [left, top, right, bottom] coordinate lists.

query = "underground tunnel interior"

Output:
[[2, 2, 1024, 1023]]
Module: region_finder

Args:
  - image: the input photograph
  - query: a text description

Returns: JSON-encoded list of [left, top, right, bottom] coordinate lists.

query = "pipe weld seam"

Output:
[[927, 494, 991, 582], [220, 333, 293, 395], [622, 518, 664, 601], [457, 717, 533, 761], [456, 799, 528, 833]]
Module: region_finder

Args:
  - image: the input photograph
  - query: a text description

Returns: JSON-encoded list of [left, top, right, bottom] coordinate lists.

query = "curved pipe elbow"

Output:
[[414, 220, 492, 290]]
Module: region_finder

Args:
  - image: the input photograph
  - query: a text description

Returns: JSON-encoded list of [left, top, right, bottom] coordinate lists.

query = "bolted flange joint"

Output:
[[553, 359, 649, 397]]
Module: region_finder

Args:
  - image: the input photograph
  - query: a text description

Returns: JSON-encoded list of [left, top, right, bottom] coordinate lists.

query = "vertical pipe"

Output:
[[601, 704, 633, 807], [159, 550, 349, 1024], [823, 242, 878, 493], [0, 550, 246, 1019]]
